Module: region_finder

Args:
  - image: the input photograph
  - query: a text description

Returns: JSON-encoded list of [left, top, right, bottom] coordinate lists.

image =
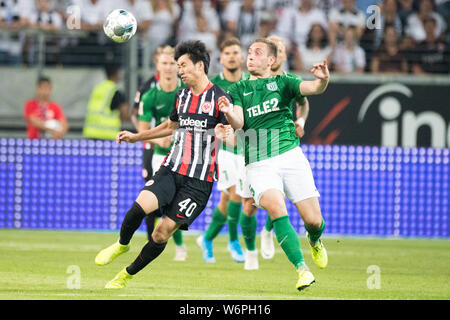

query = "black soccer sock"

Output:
[[126, 236, 167, 275], [145, 213, 157, 241], [119, 202, 147, 246]]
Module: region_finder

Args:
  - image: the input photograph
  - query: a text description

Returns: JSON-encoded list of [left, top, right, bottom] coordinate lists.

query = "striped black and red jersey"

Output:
[[162, 82, 230, 182]]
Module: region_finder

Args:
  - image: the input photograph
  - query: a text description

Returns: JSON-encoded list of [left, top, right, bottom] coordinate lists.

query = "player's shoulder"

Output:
[[209, 73, 222, 84], [142, 85, 158, 101], [283, 71, 302, 81], [211, 83, 231, 98]]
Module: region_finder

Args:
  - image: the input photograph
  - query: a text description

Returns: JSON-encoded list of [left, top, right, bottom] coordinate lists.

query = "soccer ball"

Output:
[[103, 9, 137, 43]]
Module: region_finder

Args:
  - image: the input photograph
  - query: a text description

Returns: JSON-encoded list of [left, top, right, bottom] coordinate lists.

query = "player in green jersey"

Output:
[[138, 46, 187, 261], [219, 38, 329, 291], [196, 37, 248, 263], [258, 35, 311, 260]]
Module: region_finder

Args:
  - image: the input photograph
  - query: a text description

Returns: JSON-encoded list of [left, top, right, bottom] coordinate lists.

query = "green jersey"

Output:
[[210, 71, 249, 155], [228, 74, 304, 165], [139, 79, 184, 155]]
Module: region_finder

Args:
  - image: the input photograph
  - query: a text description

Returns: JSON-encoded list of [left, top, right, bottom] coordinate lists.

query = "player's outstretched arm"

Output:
[[116, 119, 178, 144], [299, 60, 330, 96], [218, 96, 244, 130]]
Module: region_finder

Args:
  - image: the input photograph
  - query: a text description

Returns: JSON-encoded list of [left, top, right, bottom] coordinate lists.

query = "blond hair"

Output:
[[266, 35, 285, 49]]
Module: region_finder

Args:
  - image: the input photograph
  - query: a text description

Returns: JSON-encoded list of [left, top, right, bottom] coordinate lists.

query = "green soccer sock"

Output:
[[172, 229, 183, 246], [272, 215, 305, 269], [205, 207, 227, 241], [264, 215, 273, 232], [305, 219, 325, 246], [240, 214, 257, 251], [227, 200, 241, 242]]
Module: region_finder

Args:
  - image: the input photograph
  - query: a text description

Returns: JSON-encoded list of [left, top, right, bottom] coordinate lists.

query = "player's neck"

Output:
[[271, 68, 284, 76], [190, 75, 211, 95], [249, 69, 272, 80], [223, 68, 242, 82], [159, 77, 177, 92]]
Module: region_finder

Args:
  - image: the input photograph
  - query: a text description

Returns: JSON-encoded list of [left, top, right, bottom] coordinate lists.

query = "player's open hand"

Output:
[[218, 96, 232, 114], [310, 60, 330, 81], [116, 131, 137, 144]]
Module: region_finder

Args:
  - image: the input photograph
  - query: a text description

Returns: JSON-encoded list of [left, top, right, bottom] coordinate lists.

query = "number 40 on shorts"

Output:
[[178, 198, 197, 217]]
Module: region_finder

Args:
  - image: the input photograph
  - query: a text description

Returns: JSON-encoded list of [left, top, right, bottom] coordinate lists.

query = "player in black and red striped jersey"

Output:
[[95, 40, 234, 289]]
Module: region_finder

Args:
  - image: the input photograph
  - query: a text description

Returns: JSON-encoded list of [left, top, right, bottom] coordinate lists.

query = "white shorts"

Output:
[[217, 149, 246, 197], [246, 147, 320, 208], [152, 153, 166, 174]]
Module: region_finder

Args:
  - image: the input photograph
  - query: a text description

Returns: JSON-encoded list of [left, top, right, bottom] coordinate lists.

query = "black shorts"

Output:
[[142, 166, 213, 230], [142, 147, 154, 182]]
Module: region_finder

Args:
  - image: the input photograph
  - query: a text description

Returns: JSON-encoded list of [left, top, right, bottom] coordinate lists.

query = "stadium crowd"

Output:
[[0, 0, 449, 74]]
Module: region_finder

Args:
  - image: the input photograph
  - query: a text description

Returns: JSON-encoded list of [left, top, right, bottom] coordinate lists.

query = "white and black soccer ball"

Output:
[[103, 9, 137, 43]]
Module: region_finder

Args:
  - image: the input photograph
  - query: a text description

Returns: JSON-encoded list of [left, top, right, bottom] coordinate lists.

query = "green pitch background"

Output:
[[0, 229, 449, 300]]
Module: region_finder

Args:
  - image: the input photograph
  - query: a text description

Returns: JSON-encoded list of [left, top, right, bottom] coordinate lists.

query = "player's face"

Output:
[[247, 42, 274, 76], [270, 40, 286, 72], [177, 54, 204, 86], [220, 45, 243, 72], [156, 53, 177, 79]]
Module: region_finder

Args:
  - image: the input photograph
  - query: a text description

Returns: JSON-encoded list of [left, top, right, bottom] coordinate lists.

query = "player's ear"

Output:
[[196, 61, 204, 73], [268, 55, 276, 68]]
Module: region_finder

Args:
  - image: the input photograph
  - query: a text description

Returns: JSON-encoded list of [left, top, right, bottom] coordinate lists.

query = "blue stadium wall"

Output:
[[0, 138, 448, 238]]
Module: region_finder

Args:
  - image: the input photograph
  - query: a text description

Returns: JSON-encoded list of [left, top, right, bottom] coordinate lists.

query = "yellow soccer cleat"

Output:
[[296, 268, 315, 291], [104, 268, 133, 289], [95, 240, 130, 266], [306, 232, 328, 269]]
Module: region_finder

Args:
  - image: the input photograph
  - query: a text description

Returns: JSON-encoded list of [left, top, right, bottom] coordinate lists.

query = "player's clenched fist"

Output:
[[218, 96, 232, 114], [116, 130, 137, 144]]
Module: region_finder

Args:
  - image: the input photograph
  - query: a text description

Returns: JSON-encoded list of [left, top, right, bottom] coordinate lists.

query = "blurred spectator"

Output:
[[116, 0, 153, 36], [214, 0, 231, 30], [24, 0, 64, 66], [83, 65, 130, 140], [371, 24, 408, 73], [24, 76, 69, 140], [373, 0, 403, 49], [329, 0, 366, 46], [148, 0, 180, 48], [436, 0, 450, 41], [223, 0, 262, 49], [256, 10, 277, 39], [178, 0, 220, 42], [295, 23, 333, 72], [63, 0, 119, 66], [314, 0, 342, 17], [332, 26, 366, 73], [405, 0, 446, 42], [71, 0, 110, 31], [29, 0, 63, 30], [275, 0, 328, 49], [398, 0, 414, 28], [411, 15, 450, 74], [188, 13, 217, 53], [257, 0, 299, 19], [0, 0, 32, 65]]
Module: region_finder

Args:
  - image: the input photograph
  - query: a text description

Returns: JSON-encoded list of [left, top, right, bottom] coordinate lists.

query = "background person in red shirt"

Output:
[[24, 76, 69, 140]]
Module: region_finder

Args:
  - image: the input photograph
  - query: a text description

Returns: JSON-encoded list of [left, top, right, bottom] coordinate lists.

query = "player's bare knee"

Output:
[[242, 198, 257, 216]]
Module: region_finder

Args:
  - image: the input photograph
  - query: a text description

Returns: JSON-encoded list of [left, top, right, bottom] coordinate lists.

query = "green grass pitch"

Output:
[[0, 229, 449, 300]]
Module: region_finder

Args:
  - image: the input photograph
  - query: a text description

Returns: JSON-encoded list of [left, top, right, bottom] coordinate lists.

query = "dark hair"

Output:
[[37, 76, 51, 86], [250, 38, 278, 58], [174, 40, 210, 75], [220, 37, 242, 52], [104, 64, 121, 79], [306, 24, 328, 49]]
